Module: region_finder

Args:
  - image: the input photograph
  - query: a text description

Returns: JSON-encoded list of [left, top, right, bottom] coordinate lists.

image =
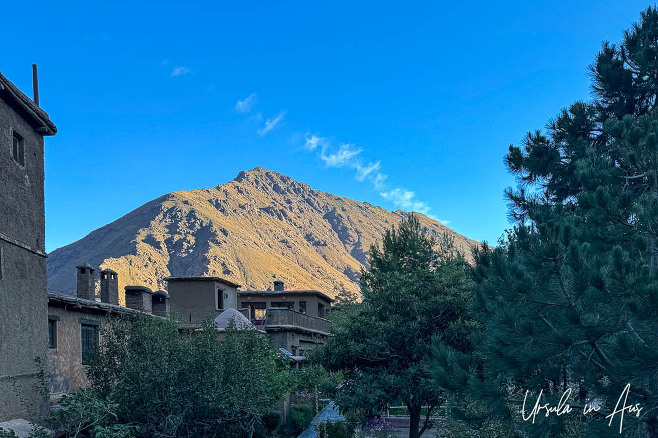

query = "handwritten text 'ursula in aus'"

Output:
[[522, 384, 643, 434]]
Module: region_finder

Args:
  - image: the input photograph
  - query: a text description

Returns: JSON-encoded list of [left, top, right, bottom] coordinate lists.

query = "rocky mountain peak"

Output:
[[231, 167, 313, 197], [47, 169, 479, 303]]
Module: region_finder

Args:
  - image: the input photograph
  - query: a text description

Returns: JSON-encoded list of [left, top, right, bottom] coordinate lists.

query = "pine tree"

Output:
[[315, 214, 474, 438], [471, 7, 658, 437]]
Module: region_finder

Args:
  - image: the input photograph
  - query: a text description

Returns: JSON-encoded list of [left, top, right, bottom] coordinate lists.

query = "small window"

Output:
[[48, 318, 57, 348], [11, 131, 24, 166], [299, 301, 306, 314], [81, 323, 99, 364], [216, 288, 223, 310]]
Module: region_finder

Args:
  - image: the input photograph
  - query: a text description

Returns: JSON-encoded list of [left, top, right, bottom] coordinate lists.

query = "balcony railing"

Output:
[[261, 308, 331, 335]]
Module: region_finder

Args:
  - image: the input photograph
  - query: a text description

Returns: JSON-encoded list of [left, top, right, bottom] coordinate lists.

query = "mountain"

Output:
[[47, 167, 480, 302]]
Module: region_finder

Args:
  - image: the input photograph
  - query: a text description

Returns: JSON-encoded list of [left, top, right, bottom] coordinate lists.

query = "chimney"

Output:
[[124, 286, 153, 313], [100, 269, 119, 305], [32, 64, 39, 106], [151, 290, 170, 317], [76, 263, 95, 300], [273, 280, 284, 291]]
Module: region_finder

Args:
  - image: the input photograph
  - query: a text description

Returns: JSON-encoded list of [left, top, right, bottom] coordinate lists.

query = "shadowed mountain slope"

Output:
[[47, 167, 479, 302]]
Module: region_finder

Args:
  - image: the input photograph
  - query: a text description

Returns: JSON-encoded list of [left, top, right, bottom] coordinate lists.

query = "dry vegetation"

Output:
[[47, 167, 479, 302]]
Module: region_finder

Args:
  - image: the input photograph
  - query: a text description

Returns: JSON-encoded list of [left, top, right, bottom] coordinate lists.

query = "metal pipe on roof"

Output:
[[32, 64, 39, 106]]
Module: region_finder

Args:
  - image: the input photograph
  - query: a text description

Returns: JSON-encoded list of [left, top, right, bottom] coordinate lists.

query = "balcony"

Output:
[[261, 307, 331, 336]]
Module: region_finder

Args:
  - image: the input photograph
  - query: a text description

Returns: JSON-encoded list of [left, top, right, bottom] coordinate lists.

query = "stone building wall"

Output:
[[0, 92, 50, 421], [167, 278, 240, 326], [46, 304, 105, 393]]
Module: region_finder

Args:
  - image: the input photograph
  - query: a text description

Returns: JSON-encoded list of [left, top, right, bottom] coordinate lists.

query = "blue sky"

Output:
[[1, 1, 652, 252]]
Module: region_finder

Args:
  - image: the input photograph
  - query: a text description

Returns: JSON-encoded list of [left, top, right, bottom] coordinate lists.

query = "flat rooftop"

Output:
[[164, 276, 242, 288], [239, 289, 333, 303]]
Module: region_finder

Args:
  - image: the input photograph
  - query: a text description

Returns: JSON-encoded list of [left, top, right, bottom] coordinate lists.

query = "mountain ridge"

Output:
[[47, 167, 479, 302]]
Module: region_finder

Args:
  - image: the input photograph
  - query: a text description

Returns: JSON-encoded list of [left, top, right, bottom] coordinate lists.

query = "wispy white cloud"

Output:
[[303, 133, 437, 217], [372, 173, 388, 190], [234, 96, 445, 221], [170, 66, 191, 77], [235, 93, 257, 113], [322, 144, 362, 167], [304, 134, 325, 151], [379, 189, 432, 215], [258, 111, 287, 136], [355, 161, 381, 182]]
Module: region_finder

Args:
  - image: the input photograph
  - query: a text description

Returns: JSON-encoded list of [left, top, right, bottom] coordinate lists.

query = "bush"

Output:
[[260, 411, 281, 433], [84, 315, 288, 437], [317, 420, 349, 438], [276, 404, 315, 436], [252, 411, 281, 437], [48, 389, 134, 437]]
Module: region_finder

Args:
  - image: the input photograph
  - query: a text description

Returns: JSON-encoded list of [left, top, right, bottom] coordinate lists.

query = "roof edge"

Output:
[[164, 276, 242, 288], [0, 71, 57, 135], [239, 289, 333, 302]]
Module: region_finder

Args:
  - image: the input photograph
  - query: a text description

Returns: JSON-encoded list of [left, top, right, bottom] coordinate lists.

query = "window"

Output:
[[318, 303, 326, 318], [216, 288, 223, 310], [245, 302, 267, 321], [11, 131, 24, 166], [80, 321, 99, 364], [299, 301, 306, 314], [48, 316, 59, 349]]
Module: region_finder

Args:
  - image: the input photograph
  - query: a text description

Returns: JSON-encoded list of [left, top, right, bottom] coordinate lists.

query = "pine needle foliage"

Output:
[[471, 7, 658, 437]]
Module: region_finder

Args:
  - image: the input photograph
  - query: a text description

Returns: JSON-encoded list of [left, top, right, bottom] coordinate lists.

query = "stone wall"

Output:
[[125, 288, 153, 313], [0, 95, 48, 421], [167, 279, 239, 326], [46, 305, 105, 393]]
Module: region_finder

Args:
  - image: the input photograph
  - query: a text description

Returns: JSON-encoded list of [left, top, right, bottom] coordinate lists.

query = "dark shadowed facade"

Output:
[[47, 265, 168, 395], [165, 276, 241, 327], [166, 276, 332, 361], [239, 281, 332, 359], [0, 70, 56, 421]]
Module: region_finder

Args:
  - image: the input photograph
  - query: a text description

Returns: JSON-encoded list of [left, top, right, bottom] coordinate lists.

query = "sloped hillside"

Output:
[[47, 167, 479, 302]]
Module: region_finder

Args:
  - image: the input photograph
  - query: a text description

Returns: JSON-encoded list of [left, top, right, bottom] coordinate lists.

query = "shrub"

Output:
[[260, 411, 281, 433], [48, 389, 133, 437], [317, 420, 350, 438], [85, 315, 287, 437], [290, 405, 315, 435]]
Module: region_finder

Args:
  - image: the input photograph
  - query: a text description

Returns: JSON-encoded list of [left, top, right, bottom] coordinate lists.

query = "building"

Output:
[[166, 276, 332, 361], [0, 67, 331, 426], [165, 276, 241, 328], [46, 269, 330, 397], [239, 281, 332, 359], [0, 69, 57, 422], [47, 265, 168, 394]]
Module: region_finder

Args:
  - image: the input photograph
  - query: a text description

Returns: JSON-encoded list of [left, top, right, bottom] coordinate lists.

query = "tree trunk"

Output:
[[408, 403, 421, 438]]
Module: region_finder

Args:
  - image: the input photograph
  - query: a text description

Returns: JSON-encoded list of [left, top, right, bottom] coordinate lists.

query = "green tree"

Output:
[[316, 214, 474, 438], [86, 315, 287, 437], [471, 7, 658, 437]]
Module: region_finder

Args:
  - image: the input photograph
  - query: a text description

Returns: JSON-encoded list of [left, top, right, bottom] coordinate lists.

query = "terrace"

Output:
[[253, 307, 331, 336]]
